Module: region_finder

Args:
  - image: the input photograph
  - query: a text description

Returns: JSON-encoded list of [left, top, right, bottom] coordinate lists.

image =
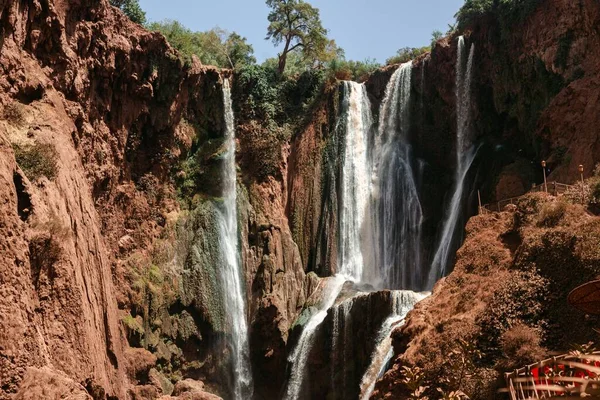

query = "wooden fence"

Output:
[[499, 352, 600, 399], [481, 182, 574, 213]]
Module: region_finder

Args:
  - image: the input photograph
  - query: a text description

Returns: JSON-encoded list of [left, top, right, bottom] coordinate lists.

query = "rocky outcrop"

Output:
[[371, 193, 600, 399], [0, 0, 227, 397], [298, 287, 410, 400]]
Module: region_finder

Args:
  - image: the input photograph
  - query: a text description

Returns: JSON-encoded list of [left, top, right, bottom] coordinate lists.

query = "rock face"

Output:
[[2, 0, 600, 398], [299, 288, 407, 400], [371, 193, 600, 399], [0, 0, 227, 397]]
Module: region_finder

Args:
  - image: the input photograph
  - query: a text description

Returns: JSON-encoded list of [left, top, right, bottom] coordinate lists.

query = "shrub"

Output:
[[233, 64, 327, 181], [3, 102, 26, 126], [538, 200, 567, 227], [455, 0, 543, 35], [499, 324, 545, 370], [386, 46, 430, 65], [13, 142, 59, 181], [147, 21, 255, 68], [478, 270, 549, 362], [110, 0, 146, 25], [327, 58, 381, 82]]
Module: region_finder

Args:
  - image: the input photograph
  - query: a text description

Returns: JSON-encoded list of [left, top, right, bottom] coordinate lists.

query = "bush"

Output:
[[147, 21, 255, 68], [233, 64, 328, 181], [110, 0, 146, 25], [13, 142, 59, 182], [499, 324, 546, 370], [538, 200, 567, 227], [3, 102, 26, 126], [327, 58, 381, 82], [455, 0, 542, 35], [386, 46, 430, 65]]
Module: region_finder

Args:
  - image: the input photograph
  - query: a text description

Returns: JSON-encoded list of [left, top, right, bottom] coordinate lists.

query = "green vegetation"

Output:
[[110, 0, 146, 25], [386, 46, 431, 65], [327, 58, 381, 81], [266, 0, 335, 74], [147, 21, 255, 68], [233, 63, 328, 180], [455, 0, 542, 34], [2, 102, 26, 126], [13, 142, 59, 182]]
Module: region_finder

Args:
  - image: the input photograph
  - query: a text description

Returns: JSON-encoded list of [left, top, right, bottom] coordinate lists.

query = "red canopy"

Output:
[[568, 280, 600, 315]]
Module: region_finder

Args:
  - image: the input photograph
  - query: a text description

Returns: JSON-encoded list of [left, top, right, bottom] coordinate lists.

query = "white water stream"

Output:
[[218, 79, 253, 399]]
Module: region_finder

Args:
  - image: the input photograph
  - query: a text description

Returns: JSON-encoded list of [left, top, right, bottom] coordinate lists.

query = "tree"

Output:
[[224, 32, 257, 69], [265, 0, 329, 74], [147, 20, 255, 68], [110, 0, 146, 25]]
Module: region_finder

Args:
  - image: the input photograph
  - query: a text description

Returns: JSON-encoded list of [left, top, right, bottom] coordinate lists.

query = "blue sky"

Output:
[[139, 0, 465, 63]]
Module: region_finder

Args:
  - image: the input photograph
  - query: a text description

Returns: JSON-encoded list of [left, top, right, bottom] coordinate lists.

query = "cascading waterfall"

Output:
[[430, 36, 476, 281], [284, 276, 347, 400], [284, 81, 374, 400], [359, 291, 430, 400], [339, 81, 373, 282], [368, 61, 426, 290], [218, 79, 253, 399]]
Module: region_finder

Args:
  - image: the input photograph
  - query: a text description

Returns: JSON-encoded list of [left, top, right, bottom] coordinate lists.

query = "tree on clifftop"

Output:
[[110, 0, 146, 25], [265, 0, 329, 74]]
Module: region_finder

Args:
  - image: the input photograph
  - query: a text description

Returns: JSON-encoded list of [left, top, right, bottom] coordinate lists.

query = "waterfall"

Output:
[[359, 291, 429, 400], [430, 36, 476, 282], [285, 81, 373, 400], [284, 276, 347, 400], [339, 81, 373, 282], [369, 61, 426, 290], [218, 79, 253, 399]]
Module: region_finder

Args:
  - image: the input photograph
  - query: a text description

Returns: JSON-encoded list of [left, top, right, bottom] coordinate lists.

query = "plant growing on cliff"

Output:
[[2, 102, 26, 126], [455, 0, 542, 36], [265, 0, 331, 74], [110, 0, 146, 25], [13, 142, 59, 182], [148, 20, 256, 68], [386, 46, 430, 65]]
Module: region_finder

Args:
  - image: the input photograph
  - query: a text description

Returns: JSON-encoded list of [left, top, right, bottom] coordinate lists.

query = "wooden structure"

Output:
[[481, 182, 574, 213], [500, 352, 600, 399]]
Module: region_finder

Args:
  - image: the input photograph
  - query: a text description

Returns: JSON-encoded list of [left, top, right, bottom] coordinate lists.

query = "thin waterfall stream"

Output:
[[430, 36, 476, 281], [359, 291, 429, 400], [218, 79, 253, 399]]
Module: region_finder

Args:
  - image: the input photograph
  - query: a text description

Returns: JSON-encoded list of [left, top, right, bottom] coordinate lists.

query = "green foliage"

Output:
[[386, 46, 430, 65], [266, 0, 330, 74], [538, 200, 567, 227], [455, 0, 542, 36], [400, 366, 429, 399], [13, 142, 59, 182], [110, 0, 146, 25], [327, 58, 381, 82], [432, 29, 444, 47], [147, 20, 255, 68], [455, 0, 493, 29], [233, 63, 327, 180]]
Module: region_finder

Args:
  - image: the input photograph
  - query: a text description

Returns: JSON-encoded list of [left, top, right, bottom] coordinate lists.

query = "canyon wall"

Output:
[[2, 0, 600, 398], [371, 0, 600, 398]]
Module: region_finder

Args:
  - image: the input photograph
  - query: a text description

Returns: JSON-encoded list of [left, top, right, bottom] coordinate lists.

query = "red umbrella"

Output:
[[568, 280, 600, 315]]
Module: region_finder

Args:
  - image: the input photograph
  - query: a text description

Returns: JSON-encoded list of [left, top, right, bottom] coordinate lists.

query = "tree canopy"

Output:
[[147, 20, 256, 68], [265, 0, 330, 74], [110, 0, 146, 25]]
